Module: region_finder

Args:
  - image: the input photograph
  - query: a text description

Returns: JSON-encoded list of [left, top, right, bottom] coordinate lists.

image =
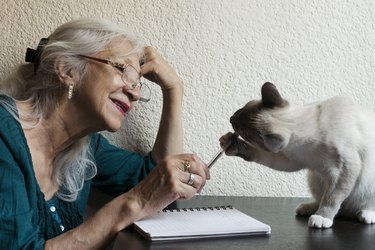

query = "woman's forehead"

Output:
[[97, 38, 140, 62], [108, 38, 135, 55]]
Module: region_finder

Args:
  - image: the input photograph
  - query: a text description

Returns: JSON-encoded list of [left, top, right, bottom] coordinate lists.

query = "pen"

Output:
[[207, 133, 238, 169]]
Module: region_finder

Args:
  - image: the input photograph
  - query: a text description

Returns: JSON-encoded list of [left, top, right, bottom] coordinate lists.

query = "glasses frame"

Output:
[[77, 54, 151, 102]]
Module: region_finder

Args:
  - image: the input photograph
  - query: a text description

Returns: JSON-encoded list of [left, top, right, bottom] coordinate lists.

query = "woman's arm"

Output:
[[46, 153, 208, 249], [45, 194, 138, 249], [140, 46, 184, 162]]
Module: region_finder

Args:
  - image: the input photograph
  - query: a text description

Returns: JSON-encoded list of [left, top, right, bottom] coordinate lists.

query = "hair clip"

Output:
[[25, 38, 49, 73]]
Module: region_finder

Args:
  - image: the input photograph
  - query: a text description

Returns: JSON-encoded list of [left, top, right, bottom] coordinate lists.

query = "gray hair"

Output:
[[0, 18, 145, 201]]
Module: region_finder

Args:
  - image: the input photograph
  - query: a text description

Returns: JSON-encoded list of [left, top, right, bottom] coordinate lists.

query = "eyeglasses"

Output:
[[78, 55, 151, 102]]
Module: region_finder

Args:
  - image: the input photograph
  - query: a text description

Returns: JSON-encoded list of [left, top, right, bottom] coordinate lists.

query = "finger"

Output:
[[198, 159, 210, 181], [190, 151, 210, 180], [139, 46, 159, 79], [185, 155, 208, 180], [203, 162, 210, 180], [186, 158, 208, 192], [143, 46, 157, 58], [182, 172, 204, 191], [141, 46, 183, 91], [140, 61, 160, 83], [175, 154, 208, 191], [172, 170, 198, 199]]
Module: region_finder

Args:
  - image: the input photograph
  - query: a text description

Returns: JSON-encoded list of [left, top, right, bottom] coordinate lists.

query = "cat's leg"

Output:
[[296, 202, 319, 216], [221, 132, 264, 162], [308, 159, 362, 228], [296, 171, 323, 216], [357, 210, 375, 224], [353, 160, 375, 224], [343, 185, 375, 224]]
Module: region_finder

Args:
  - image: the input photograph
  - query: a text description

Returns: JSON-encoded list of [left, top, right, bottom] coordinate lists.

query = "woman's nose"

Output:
[[123, 86, 141, 102]]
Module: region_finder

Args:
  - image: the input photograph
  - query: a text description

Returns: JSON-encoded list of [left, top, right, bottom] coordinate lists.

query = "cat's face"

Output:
[[230, 82, 289, 153], [230, 100, 266, 149]]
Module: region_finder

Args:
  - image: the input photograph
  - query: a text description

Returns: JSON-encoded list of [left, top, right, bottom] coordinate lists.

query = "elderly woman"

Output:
[[0, 18, 209, 249]]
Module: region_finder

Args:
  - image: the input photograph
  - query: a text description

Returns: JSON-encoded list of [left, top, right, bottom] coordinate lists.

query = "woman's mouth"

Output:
[[110, 98, 129, 116]]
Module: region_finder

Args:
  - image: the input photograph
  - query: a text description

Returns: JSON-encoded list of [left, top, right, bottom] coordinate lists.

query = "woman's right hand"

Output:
[[116, 153, 210, 229], [140, 46, 183, 92]]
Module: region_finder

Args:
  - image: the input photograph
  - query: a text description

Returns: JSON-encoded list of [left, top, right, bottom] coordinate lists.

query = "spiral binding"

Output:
[[162, 205, 233, 213]]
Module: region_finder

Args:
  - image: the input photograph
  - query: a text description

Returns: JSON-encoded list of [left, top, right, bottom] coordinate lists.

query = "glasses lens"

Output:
[[139, 81, 151, 102], [121, 64, 151, 102], [122, 65, 141, 89]]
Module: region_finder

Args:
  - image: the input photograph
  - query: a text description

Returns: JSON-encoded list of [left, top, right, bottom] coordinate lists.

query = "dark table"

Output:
[[87, 192, 375, 250]]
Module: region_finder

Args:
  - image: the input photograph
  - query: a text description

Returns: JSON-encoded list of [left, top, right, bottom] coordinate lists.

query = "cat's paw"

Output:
[[357, 210, 375, 224], [308, 214, 333, 228], [219, 132, 238, 156], [296, 202, 319, 216]]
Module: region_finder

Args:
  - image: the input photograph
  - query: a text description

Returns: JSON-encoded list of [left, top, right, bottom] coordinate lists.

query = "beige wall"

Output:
[[1, 0, 374, 197]]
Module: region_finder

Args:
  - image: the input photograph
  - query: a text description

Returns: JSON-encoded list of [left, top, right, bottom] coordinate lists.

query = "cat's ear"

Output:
[[261, 82, 286, 108], [260, 133, 284, 153]]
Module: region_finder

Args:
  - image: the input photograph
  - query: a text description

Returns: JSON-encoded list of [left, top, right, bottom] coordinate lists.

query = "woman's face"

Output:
[[75, 38, 142, 132]]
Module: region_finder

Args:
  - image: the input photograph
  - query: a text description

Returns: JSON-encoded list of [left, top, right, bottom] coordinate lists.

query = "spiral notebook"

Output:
[[133, 205, 271, 241]]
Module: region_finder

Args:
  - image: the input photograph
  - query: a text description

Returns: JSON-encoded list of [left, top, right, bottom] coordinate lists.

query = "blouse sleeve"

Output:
[[0, 138, 45, 249], [90, 133, 156, 196]]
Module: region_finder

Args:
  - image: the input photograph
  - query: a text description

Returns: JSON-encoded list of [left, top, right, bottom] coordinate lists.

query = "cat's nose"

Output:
[[230, 115, 235, 124], [230, 114, 239, 129], [230, 109, 241, 125], [230, 115, 239, 132]]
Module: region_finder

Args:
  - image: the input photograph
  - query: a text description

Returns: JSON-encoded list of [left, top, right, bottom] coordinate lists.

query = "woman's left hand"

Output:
[[140, 46, 183, 92]]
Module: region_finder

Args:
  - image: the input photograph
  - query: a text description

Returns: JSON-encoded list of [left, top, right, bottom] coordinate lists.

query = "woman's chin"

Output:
[[104, 119, 122, 133], [106, 125, 121, 133]]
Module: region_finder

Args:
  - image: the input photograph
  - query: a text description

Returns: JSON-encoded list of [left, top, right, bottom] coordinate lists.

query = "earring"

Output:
[[68, 84, 74, 99]]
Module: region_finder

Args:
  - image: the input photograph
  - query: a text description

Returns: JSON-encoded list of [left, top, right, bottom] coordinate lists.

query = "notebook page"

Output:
[[133, 207, 271, 239]]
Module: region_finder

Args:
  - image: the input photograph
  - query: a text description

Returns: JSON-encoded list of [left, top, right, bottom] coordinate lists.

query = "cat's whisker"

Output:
[[236, 134, 255, 147]]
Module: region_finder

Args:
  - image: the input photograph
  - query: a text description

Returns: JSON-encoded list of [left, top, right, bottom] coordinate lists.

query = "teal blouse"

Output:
[[0, 95, 156, 249]]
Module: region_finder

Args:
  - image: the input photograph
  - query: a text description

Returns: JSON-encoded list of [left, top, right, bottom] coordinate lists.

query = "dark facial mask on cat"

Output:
[[230, 82, 288, 153]]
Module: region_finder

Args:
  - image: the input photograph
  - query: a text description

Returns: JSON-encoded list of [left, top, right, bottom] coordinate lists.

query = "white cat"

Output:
[[221, 82, 375, 228]]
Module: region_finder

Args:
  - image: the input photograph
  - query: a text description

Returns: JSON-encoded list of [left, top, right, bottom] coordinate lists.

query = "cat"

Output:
[[220, 82, 375, 228]]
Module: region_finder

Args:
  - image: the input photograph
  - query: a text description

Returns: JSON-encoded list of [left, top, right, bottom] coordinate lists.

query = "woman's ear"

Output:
[[54, 58, 78, 86], [55, 58, 80, 99]]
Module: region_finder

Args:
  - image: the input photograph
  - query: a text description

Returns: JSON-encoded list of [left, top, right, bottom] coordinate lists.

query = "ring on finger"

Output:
[[182, 160, 191, 172], [187, 173, 195, 186]]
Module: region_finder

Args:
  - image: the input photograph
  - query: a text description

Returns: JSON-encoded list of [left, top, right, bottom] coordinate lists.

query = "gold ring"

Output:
[[182, 160, 191, 172]]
